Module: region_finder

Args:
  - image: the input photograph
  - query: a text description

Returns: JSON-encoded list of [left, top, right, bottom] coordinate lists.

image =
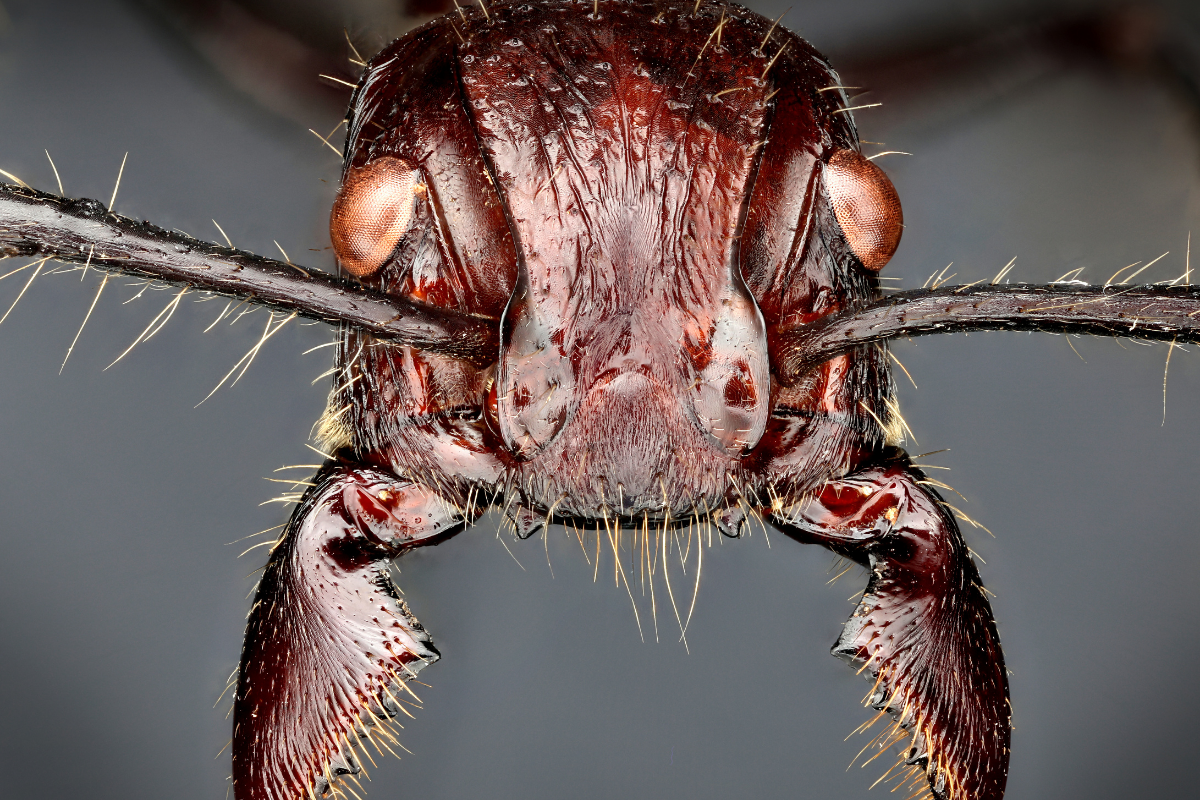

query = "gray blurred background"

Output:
[[1, 0, 1199, 798]]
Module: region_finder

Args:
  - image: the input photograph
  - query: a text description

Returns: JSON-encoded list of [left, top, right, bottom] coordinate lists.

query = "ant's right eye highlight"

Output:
[[823, 149, 903, 273], [330, 156, 420, 278]]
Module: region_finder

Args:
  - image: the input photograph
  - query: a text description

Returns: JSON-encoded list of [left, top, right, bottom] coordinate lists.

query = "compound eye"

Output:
[[823, 149, 903, 272], [330, 156, 419, 278]]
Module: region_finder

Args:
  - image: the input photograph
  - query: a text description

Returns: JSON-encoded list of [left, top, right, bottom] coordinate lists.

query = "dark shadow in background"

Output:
[[0, 1, 1197, 798]]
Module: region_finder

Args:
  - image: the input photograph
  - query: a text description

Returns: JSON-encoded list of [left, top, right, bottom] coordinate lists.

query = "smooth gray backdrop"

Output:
[[0, 0, 1197, 798]]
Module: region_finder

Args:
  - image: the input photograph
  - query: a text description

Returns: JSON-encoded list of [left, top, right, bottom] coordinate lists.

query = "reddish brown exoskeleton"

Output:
[[231, 3, 1004, 799], [11, 2, 1200, 797], [9, 1, 1200, 797]]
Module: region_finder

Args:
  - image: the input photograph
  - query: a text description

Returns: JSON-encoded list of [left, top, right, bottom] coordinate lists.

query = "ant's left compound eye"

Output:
[[330, 156, 420, 278], [823, 149, 903, 272]]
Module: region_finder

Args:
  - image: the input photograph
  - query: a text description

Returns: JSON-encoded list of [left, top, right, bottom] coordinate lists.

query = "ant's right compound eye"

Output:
[[330, 156, 420, 278]]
